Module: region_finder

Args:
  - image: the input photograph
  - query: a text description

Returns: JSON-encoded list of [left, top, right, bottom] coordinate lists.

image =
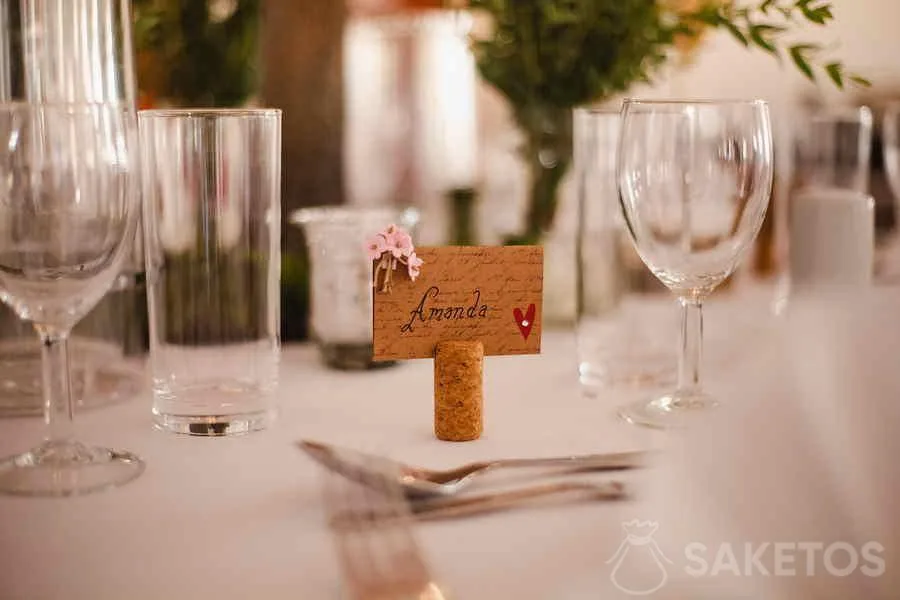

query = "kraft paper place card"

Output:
[[373, 246, 543, 361]]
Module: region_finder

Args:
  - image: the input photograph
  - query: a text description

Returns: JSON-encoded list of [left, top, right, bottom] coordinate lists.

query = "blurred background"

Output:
[[130, 0, 900, 341]]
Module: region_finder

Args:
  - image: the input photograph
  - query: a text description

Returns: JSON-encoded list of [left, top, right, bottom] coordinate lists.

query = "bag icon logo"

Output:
[[606, 520, 672, 595]]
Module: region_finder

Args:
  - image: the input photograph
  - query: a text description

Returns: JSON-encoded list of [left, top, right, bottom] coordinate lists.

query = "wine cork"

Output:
[[434, 340, 483, 441]]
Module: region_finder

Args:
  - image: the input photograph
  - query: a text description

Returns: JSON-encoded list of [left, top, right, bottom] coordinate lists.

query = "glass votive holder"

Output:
[[291, 206, 417, 370]]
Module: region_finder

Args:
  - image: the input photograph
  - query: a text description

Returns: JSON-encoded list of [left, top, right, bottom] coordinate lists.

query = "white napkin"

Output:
[[636, 289, 900, 599]]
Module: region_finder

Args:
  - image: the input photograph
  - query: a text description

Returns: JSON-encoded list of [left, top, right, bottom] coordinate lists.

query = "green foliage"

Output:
[[447, 187, 478, 246], [468, 0, 676, 112], [162, 250, 269, 344], [467, 0, 866, 115], [280, 250, 310, 341], [132, 0, 260, 107], [462, 0, 866, 242], [687, 1, 870, 88]]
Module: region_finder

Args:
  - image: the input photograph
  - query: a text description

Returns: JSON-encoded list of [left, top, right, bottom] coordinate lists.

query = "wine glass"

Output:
[[616, 99, 774, 428], [0, 102, 144, 496], [0, 0, 143, 417]]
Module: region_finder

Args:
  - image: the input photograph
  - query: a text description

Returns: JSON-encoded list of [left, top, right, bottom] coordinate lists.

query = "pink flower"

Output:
[[407, 252, 424, 281], [365, 234, 388, 261], [383, 224, 414, 259]]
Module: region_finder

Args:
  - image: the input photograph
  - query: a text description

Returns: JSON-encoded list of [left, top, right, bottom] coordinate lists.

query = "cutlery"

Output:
[[298, 439, 647, 498], [330, 480, 628, 526], [323, 459, 446, 599]]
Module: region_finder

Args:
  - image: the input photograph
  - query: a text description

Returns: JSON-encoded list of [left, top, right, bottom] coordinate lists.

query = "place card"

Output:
[[372, 246, 544, 361]]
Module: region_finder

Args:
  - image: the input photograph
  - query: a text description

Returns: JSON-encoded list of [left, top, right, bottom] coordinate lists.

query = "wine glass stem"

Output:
[[35, 325, 75, 442], [678, 298, 703, 394]]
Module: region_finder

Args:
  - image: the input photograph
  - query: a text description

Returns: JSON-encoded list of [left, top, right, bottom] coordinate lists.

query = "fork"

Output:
[[323, 456, 448, 600]]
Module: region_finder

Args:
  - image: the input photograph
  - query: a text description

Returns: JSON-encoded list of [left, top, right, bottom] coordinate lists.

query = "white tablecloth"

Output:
[[0, 288, 787, 600]]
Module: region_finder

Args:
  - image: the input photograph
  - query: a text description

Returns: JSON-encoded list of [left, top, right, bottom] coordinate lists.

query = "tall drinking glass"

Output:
[[140, 109, 282, 436], [574, 108, 674, 394], [878, 103, 900, 278], [616, 100, 774, 428], [0, 103, 144, 495], [774, 106, 874, 310], [793, 106, 872, 193]]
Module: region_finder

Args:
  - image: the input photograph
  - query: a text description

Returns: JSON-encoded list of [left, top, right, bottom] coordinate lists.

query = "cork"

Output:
[[433, 340, 483, 441]]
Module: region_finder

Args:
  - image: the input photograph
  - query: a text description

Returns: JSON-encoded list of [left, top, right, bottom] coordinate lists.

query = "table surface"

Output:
[[0, 289, 780, 600]]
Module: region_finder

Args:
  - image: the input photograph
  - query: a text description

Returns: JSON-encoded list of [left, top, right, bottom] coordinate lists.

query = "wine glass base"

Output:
[[618, 391, 718, 430], [0, 440, 144, 497]]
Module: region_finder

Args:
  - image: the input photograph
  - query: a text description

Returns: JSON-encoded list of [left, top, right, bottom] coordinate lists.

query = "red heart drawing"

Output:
[[513, 303, 536, 341]]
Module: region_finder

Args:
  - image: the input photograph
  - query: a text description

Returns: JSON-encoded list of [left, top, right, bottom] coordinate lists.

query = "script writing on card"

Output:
[[372, 246, 543, 361]]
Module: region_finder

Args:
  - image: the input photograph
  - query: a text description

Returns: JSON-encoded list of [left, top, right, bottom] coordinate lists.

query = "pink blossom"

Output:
[[384, 226, 414, 259], [407, 252, 424, 281], [365, 234, 388, 261], [388, 230, 413, 258]]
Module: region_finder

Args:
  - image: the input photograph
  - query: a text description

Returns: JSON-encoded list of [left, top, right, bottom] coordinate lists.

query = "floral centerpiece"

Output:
[[462, 0, 867, 245], [132, 0, 260, 108], [132, 1, 313, 342]]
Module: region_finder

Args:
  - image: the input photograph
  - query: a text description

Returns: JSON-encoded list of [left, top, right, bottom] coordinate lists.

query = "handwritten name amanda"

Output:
[[400, 286, 489, 333]]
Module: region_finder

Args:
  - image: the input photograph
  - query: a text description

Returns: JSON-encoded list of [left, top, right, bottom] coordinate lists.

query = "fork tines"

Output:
[[322, 454, 445, 600]]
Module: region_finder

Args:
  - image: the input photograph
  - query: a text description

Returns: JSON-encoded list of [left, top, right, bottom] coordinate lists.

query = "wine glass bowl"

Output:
[[616, 100, 774, 428], [0, 103, 143, 496], [0, 107, 132, 326]]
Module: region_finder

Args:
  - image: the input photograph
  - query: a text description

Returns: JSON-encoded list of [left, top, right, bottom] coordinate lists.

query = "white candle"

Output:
[[418, 12, 477, 190], [789, 187, 874, 290]]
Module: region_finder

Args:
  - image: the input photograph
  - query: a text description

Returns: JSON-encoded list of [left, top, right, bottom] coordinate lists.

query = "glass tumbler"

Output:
[[776, 106, 874, 309], [574, 108, 675, 395], [292, 206, 416, 370], [140, 109, 282, 436], [792, 106, 873, 193]]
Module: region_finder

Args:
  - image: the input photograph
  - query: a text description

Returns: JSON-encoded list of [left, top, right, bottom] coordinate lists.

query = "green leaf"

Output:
[[802, 6, 830, 24], [789, 44, 816, 80], [825, 62, 844, 88], [797, 0, 834, 24], [791, 43, 821, 54], [749, 24, 785, 54], [760, 0, 776, 13], [723, 20, 750, 46], [850, 75, 873, 87]]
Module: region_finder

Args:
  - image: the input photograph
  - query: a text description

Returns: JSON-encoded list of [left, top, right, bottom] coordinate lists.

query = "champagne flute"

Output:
[[0, 103, 143, 496], [616, 99, 774, 428]]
